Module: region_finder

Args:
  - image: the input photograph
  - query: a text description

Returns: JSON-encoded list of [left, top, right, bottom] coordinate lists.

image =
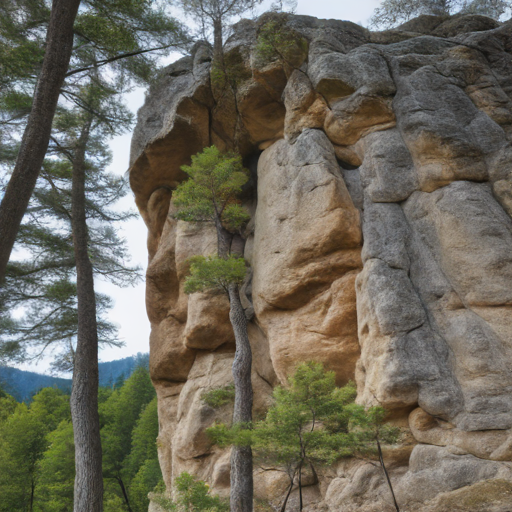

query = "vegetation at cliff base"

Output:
[[152, 472, 229, 512], [207, 362, 400, 512]]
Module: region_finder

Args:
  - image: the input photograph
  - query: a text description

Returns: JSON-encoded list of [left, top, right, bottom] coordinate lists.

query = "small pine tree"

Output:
[[208, 362, 400, 512], [255, 12, 308, 72]]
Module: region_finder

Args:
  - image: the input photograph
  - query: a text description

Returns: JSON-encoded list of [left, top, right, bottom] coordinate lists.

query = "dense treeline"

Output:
[[0, 353, 149, 402], [0, 364, 160, 512]]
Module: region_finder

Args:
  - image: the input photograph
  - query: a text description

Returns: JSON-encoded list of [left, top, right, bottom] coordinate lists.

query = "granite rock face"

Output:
[[130, 13, 512, 512]]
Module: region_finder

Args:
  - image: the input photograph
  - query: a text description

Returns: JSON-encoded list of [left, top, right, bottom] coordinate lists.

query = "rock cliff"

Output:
[[130, 12, 512, 512]]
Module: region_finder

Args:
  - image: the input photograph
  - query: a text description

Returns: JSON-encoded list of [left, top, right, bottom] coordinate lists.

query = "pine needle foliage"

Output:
[[184, 255, 247, 294], [207, 362, 400, 510], [175, 472, 229, 512], [255, 12, 308, 69], [201, 383, 236, 408], [173, 146, 250, 232], [0, 81, 140, 366]]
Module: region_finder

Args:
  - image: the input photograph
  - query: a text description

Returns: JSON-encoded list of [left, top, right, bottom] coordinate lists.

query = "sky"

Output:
[[20, 0, 381, 374]]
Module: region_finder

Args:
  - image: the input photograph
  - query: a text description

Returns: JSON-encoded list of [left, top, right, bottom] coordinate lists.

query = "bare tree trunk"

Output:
[[70, 116, 104, 512], [0, 0, 81, 284], [215, 218, 232, 259], [377, 437, 400, 512], [279, 478, 294, 512], [29, 478, 35, 512], [116, 476, 134, 512], [212, 18, 224, 68], [228, 283, 253, 512]]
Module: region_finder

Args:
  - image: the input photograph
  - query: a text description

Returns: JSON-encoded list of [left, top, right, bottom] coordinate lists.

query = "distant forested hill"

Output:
[[0, 368, 71, 402], [0, 352, 149, 401], [98, 352, 149, 388]]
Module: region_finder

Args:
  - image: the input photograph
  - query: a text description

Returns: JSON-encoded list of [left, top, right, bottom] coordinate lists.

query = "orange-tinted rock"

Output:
[[252, 129, 362, 385]]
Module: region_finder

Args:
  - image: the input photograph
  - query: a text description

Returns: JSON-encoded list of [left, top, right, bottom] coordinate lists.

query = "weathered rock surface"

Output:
[[132, 12, 512, 512]]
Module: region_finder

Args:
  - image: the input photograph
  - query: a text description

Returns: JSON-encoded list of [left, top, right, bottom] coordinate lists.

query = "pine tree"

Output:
[[100, 366, 156, 511], [36, 420, 76, 511], [0, 387, 70, 512], [176, 0, 263, 66], [370, 0, 511, 28], [0, 4, 187, 506], [172, 145, 254, 512], [0, 0, 189, 283], [1, 80, 136, 512], [0, 0, 81, 283], [208, 362, 401, 512]]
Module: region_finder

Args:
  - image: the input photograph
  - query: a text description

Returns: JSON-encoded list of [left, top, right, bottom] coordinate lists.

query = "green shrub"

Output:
[[201, 384, 235, 409], [255, 12, 308, 68], [150, 473, 228, 512]]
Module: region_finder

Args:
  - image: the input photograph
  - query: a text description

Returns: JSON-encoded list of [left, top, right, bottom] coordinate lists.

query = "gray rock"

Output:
[[361, 200, 410, 270], [356, 258, 463, 416], [359, 128, 418, 202], [403, 183, 512, 430], [397, 445, 512, 505], [392, 64, 490, 191], [361, 259, 425, 336], [380, 35, 456, 56], [432, 14, 500, 38], [395, 15, 448, 35], [340, 168, 363, 210], [404, 182, 512, 307], [308, 46, 396, 103]]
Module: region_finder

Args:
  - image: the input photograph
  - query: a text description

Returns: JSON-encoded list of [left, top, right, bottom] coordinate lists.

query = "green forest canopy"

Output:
[[0, 364, 159, 512]]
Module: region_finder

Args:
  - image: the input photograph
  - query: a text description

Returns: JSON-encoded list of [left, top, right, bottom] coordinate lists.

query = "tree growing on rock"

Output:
[[208, 362, 401, 512], [176, 0, 264, 67], [370, 0, 511, 28], [172, 145, 253, 512]]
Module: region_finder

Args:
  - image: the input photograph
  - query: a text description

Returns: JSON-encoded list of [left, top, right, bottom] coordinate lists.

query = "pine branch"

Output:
[[65, 44, 182, 78]]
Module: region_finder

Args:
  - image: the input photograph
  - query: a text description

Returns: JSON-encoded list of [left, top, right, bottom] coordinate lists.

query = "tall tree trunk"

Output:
[[29, 478, 35, 512], [215, 218, 232, 259], [70, 116, 104, 512], [212, 18, 224, 68], [228, 283, 253, 512], [298, 460, 303, 511], [0, 0, 81, 284]]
